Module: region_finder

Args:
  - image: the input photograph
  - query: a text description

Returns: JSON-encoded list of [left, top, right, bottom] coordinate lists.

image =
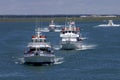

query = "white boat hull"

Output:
[[49, 28, 55, 32], [61, 41, 80, 50], [24, 54, 55, 65]]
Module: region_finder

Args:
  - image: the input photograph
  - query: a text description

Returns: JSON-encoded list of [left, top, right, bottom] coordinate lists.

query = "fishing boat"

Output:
[[24, 28, 55, 65], [60, 21, 83, 50], [98, 20, 120, 27]]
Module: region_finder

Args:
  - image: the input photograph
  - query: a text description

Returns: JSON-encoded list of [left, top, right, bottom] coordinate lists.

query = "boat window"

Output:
[[36, 48, 41, 51], [37, 39, 40, 42], [42, 39, 44, 42], [35, 39, 37, 42], [29, 48, 36, 52], [44, 40, 46, 42], [40, 48, 47, 51], [32, 39, 36, 42], [40, 39, 42, 42]]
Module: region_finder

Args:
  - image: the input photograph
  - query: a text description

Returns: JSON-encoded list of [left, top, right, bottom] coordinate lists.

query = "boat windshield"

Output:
[[26, 47, 53, 54], [32, 39, 46, 42]]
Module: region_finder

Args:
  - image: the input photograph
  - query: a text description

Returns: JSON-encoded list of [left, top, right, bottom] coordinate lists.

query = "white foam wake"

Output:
[[53, 45, 61, 50], [54, 57, 64, 64], [15, 58, 25, 64], [76, 44, 97, 50]]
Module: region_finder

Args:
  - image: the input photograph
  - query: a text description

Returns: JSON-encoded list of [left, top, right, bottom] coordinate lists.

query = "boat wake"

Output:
[[53, 44, 96, 51], [94, 26, 120, 28], [76, 44, 97, 50], [79, 37, 87, 41], [15, 58, 25, 64], [54, 57, 64, 65], [53, 45, 61, 50]]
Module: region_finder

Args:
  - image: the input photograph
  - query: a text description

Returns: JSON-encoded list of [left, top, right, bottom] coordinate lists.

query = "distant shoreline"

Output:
[[0, 15, 120, 22]]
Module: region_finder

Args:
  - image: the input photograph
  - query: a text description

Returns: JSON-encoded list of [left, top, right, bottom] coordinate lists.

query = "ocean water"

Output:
[[0, 21, 120, 80]]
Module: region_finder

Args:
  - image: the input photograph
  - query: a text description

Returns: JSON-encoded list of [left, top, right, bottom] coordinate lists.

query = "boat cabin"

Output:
[[25, 47, 53, 54], [31, 35, 46, 42]]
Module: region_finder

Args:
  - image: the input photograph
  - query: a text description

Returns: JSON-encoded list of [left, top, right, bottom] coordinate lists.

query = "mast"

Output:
[[35, 28, 41, 37]]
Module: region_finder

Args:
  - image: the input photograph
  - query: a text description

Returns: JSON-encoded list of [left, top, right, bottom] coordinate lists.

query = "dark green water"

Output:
[[0, 21, 120, 80]]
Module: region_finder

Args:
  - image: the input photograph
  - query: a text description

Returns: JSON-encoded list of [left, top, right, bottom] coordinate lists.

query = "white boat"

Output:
[[98, 20, 120, 27], [24, 28, 55, 65], [48, 20, 56, 32], [40, 20, 62, 32], [60, 21, 83, 50]]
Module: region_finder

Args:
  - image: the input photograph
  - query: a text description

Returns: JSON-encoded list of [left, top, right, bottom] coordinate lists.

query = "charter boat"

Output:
[[98, 20, 120, 27], [60, 21, 83, 50], [24, 28, 55, 65]]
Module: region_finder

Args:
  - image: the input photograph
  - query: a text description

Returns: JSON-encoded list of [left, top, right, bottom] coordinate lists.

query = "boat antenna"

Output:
[[40, 17, 43, 28], [35, 18, 39, 28], [65, 17, 67, 27], [35, 18, 42, 36]]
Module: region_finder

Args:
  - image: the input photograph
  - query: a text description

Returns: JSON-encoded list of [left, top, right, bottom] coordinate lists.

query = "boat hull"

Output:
[[49, 29, 55, 32], [24, 54, 55, 65], [61, 41, 80, 50], [49, 27, 55, 32]]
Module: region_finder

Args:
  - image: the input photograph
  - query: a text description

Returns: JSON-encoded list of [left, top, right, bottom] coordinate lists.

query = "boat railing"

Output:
[[28, 42, 51, 46], [61, 41, 80, 44]]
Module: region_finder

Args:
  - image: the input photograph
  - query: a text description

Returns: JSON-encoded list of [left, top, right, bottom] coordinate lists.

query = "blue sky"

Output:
[[0, 0, 119, 15]]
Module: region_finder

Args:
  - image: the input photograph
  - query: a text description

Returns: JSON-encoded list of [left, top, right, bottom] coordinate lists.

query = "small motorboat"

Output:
[[98, 20, 120, 27]]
